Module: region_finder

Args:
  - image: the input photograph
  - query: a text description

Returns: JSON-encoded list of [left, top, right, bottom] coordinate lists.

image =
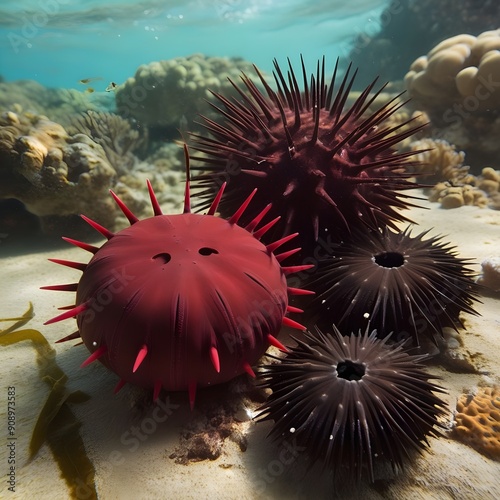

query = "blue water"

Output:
[[0, 0, 386, 89]]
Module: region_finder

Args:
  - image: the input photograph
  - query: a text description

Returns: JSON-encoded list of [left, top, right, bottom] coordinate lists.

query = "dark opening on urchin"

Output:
[[336, 359, 365, 380], [190, 56, 427, 257], [373, 251, 405, 268], [303, 226, 481, 345], [256, 326, 448, 482]]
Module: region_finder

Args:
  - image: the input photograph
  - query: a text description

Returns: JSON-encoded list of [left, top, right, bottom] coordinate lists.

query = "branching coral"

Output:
[[410, 138, 469, 184], [452, 386, 500, 460], [69, 111, 146, 174], [408, 139, 500, 209]]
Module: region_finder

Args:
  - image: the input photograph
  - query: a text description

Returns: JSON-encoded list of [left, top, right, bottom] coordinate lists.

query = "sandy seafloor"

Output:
[[1, 191, 499, 500]]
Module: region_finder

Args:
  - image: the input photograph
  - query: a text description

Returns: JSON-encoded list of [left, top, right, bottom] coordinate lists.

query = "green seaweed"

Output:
[[0, 304, 97, 499]]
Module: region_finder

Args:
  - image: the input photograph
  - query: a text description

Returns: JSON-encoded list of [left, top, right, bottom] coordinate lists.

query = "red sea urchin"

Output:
[[304, 227, 480, 345], [257, 327, 447, 481], [42, 148, 312, 408], [191, 57, 425, 253]]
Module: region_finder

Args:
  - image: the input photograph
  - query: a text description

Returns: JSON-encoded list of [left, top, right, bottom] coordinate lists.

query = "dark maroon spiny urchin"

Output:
[[303, 226, 480, 345], [257, 327, 447, 482], [191, 57, 426, 255]]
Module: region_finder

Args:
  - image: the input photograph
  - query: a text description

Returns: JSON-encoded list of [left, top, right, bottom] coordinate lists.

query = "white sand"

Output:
[[1, 194, 499, 499]]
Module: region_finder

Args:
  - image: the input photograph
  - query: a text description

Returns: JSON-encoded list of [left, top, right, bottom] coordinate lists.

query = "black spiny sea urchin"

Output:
[[257, 327, 447, 481], [191, 57, 425, 254], [303, 226, 480, 345]]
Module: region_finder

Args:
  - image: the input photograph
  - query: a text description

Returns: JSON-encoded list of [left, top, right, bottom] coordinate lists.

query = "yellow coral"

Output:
[[410, 138, 468, 183], [405, 29, 500, 113], [430, 182, 488, 208], [452, 386, 500, 460]]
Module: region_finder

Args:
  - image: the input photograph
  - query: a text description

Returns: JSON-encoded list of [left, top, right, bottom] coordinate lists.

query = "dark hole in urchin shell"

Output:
[[337, 360, 365, 381], [199, 247, 219, 256], [374, 251, 405, 268], [256, 326, 448, 483], [301, 226, 481, 346], [152, 252, 171, 263]]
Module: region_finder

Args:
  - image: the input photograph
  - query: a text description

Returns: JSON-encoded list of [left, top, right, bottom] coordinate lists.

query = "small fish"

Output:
[[84, 87, 95, 94], [79, 77, 103, 84], [105, 82, 118, 92]]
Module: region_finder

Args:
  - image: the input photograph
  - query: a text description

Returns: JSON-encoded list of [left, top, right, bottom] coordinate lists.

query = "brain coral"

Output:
[[115, 54, 266, 134], [452, 386, 500, 460], [405, 29, 500, 122]]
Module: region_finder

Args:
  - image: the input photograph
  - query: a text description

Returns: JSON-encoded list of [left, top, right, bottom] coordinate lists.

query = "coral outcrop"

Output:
[[0, 110, 118, 233], [115, 54, 265, 136], [404, 30, 500, 168], [405, 30, 500, 120], [427, 165, 500, 210], [348, 0, 500, 88], [452, 386, 500, 460], [0, 110, 186, 237]]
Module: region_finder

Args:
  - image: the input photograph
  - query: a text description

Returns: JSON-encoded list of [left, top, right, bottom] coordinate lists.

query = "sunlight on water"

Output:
[[0, 0, 386, 88]]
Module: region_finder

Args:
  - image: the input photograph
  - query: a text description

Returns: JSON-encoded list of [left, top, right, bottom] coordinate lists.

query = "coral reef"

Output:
[[408, 139, 500, 209], [0, 110, 188, 237], [429, 182, 489, 209], [0, 110, 118, 233], [452, 386, 500, 460], [405, 30, 500, 120], [257, 327, 447, 481], [348, 0, 500, 88], [115, 54, 265, 136], [404, 30, 500, 168], [0, 79, 113, 126], [410, 138, 469, 185], [427, 165, 500, 210]]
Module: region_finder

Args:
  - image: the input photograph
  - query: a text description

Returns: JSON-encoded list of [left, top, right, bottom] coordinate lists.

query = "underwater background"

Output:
[[1, 1, 500, 499], [0, 0, 388, 89]]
